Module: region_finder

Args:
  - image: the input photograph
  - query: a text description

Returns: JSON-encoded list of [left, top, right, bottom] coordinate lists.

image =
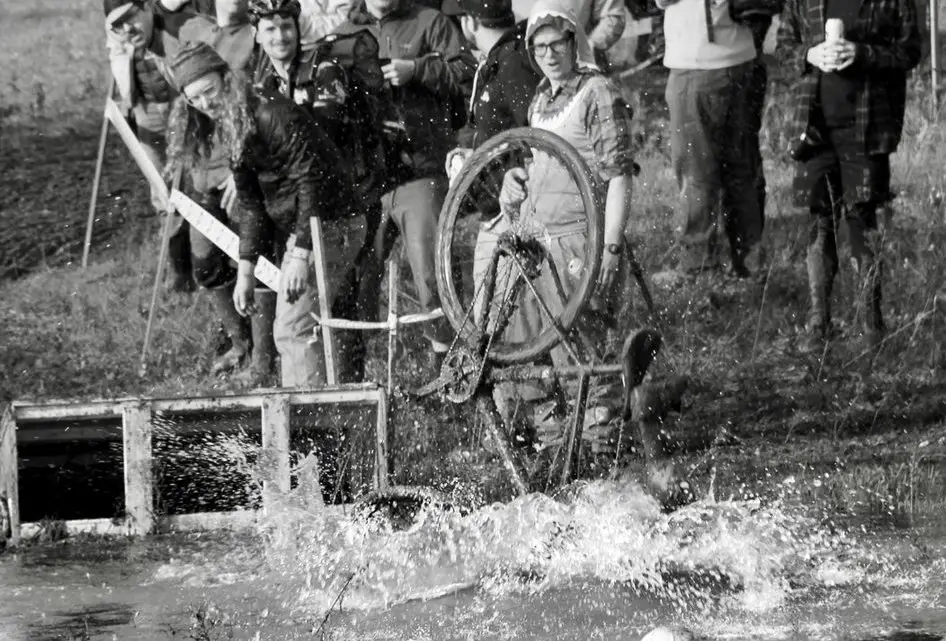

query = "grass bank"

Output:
[[1, 0, 945, 522]]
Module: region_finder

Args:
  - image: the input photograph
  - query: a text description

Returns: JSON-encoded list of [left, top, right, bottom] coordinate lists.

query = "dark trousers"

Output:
[[746, 57, 768, 228], [798, 125, 888, 333], [666, 61, 763, 271]]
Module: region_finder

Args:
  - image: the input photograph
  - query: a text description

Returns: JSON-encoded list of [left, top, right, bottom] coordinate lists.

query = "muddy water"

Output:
[[2, 479, 945, 641]]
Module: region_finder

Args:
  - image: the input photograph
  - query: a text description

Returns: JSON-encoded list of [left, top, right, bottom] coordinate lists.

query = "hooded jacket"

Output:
[[457, 21, 542, 149], [334, 0, 476, 177], [525, 0, 600, 70]]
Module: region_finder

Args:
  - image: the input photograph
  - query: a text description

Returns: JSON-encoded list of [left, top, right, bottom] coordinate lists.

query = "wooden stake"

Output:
[[81, 77, 114, 269], [122, 402, 154, 536], [309, 217, 338, 385], [139, 169, 182, 377], [932, 0, 940, 117], [261, 396, 291, 514], [374, 386, 390, 491], [0, 406, 20, 547]]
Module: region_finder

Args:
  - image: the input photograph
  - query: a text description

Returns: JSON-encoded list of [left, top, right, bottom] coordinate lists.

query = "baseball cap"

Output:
[[441, 0, 515, 24], [103, 0, 146, 28]]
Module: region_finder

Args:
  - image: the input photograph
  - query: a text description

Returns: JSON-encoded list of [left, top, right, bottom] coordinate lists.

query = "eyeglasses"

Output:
[[530, 35, 573, 58], [183, 83, 223, 111]]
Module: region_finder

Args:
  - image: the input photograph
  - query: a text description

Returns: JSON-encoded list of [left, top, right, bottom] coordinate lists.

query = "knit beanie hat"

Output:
[[103, 0, 145, 27], [168, 41, 231, 92]]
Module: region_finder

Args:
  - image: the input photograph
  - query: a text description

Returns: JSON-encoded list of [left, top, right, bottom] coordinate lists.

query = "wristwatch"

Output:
[[605, 242, 623, 256]]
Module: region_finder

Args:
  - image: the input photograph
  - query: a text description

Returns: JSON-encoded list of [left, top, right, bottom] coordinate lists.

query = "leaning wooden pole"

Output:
[[139, 170, 182, 377], [81, 76, 115, 269], [932, 0, 940, 117], [310, 217, 339, 385]]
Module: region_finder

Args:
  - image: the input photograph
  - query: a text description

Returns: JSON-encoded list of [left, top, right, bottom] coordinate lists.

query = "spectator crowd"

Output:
[[103, 0, 921, 440]]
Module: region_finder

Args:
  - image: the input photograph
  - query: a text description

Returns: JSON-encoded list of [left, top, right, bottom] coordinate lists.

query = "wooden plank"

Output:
[[170, 190, 282, 291], [374, 388, 391, 491], [309, 217, 338, 385], [261, 396, 291, 513], [13, 385, 384, 423], [18, 506, 351, 539], [105, 98, 170, 207], [122, 403, 154, 536], [1, 406, 20, 546]]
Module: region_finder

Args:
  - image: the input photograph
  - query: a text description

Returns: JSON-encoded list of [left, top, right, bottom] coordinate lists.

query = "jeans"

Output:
[[363, 176, 454, 347], [666, 62, 763, 271], [274, 215, 368, 387]]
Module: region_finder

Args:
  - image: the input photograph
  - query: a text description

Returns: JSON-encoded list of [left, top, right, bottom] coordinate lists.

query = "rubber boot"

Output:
[[232, 289, 278, 388], [209, 285, 250, 375], [631, 378, 693, 511], [802, 240, 833, 353], [860, 255, 886, 353], [166, 221, 195, 293]]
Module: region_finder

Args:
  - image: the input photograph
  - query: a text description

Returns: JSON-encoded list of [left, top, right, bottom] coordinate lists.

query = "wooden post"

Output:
[[374, 387, 390, 491], [1, 406, 20, 546], [138, 169, 182, 377], [81, 77, 114, 269], [261, 396, 291, 513], [386, 255, 400, 396], [560, 373, 590, 489], [932, 0, 940, 117], [309, 217, 338, 385], [122, 403, 154, 536]]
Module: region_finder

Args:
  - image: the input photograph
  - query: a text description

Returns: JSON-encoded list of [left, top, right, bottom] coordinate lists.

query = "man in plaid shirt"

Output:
[[778, 0, 920, 352]]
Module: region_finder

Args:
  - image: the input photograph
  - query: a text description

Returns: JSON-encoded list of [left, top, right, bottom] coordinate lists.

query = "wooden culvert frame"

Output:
[[0, 384, 389, 547]]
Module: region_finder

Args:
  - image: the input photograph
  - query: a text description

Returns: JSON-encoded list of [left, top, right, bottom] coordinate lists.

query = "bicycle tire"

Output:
[[436, 127, 603, 365]]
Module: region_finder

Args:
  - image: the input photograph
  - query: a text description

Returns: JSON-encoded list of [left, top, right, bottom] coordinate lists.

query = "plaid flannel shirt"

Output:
[[530, 72, 638, 179], [777, 0, 922, 155]]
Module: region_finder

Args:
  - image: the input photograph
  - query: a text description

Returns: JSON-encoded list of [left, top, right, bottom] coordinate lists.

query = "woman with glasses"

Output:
[[487, 0, 639, 452], [166, 41, 368, 388]]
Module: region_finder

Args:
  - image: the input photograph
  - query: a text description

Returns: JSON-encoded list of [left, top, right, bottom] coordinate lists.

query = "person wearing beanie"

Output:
[[165, 42, 370, 388], [168, 0, 284, 385]]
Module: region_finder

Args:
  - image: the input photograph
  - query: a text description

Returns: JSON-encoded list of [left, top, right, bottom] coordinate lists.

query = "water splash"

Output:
[[144, 434, 946, 640]]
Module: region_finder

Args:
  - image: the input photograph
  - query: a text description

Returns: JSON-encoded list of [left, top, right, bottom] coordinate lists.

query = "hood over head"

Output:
[[525, 0, 597, 73]]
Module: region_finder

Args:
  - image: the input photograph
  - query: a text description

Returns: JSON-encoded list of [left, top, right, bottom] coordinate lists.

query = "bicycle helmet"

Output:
[[247, 0, 302, 25]]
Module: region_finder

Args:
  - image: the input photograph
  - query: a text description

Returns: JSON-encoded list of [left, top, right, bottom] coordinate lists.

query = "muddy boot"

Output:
[[801, 242, 834, 353], [232, 289, 277, 388], [166, 221, 195, 293], [209, 285, 250, 375], [860, 255, 886, 353], [631, 378, 693, 511]]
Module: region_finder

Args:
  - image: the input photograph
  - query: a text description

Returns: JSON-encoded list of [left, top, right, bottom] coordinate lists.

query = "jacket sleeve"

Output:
[[498, 58, 540, 129], [775, 0, 810, 75], [106, 27, 135, 111], [854, 0, 921, 72], [412, 12, 477, 98], [234, 154, 269, 263], [588, 0, 627, 51]]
